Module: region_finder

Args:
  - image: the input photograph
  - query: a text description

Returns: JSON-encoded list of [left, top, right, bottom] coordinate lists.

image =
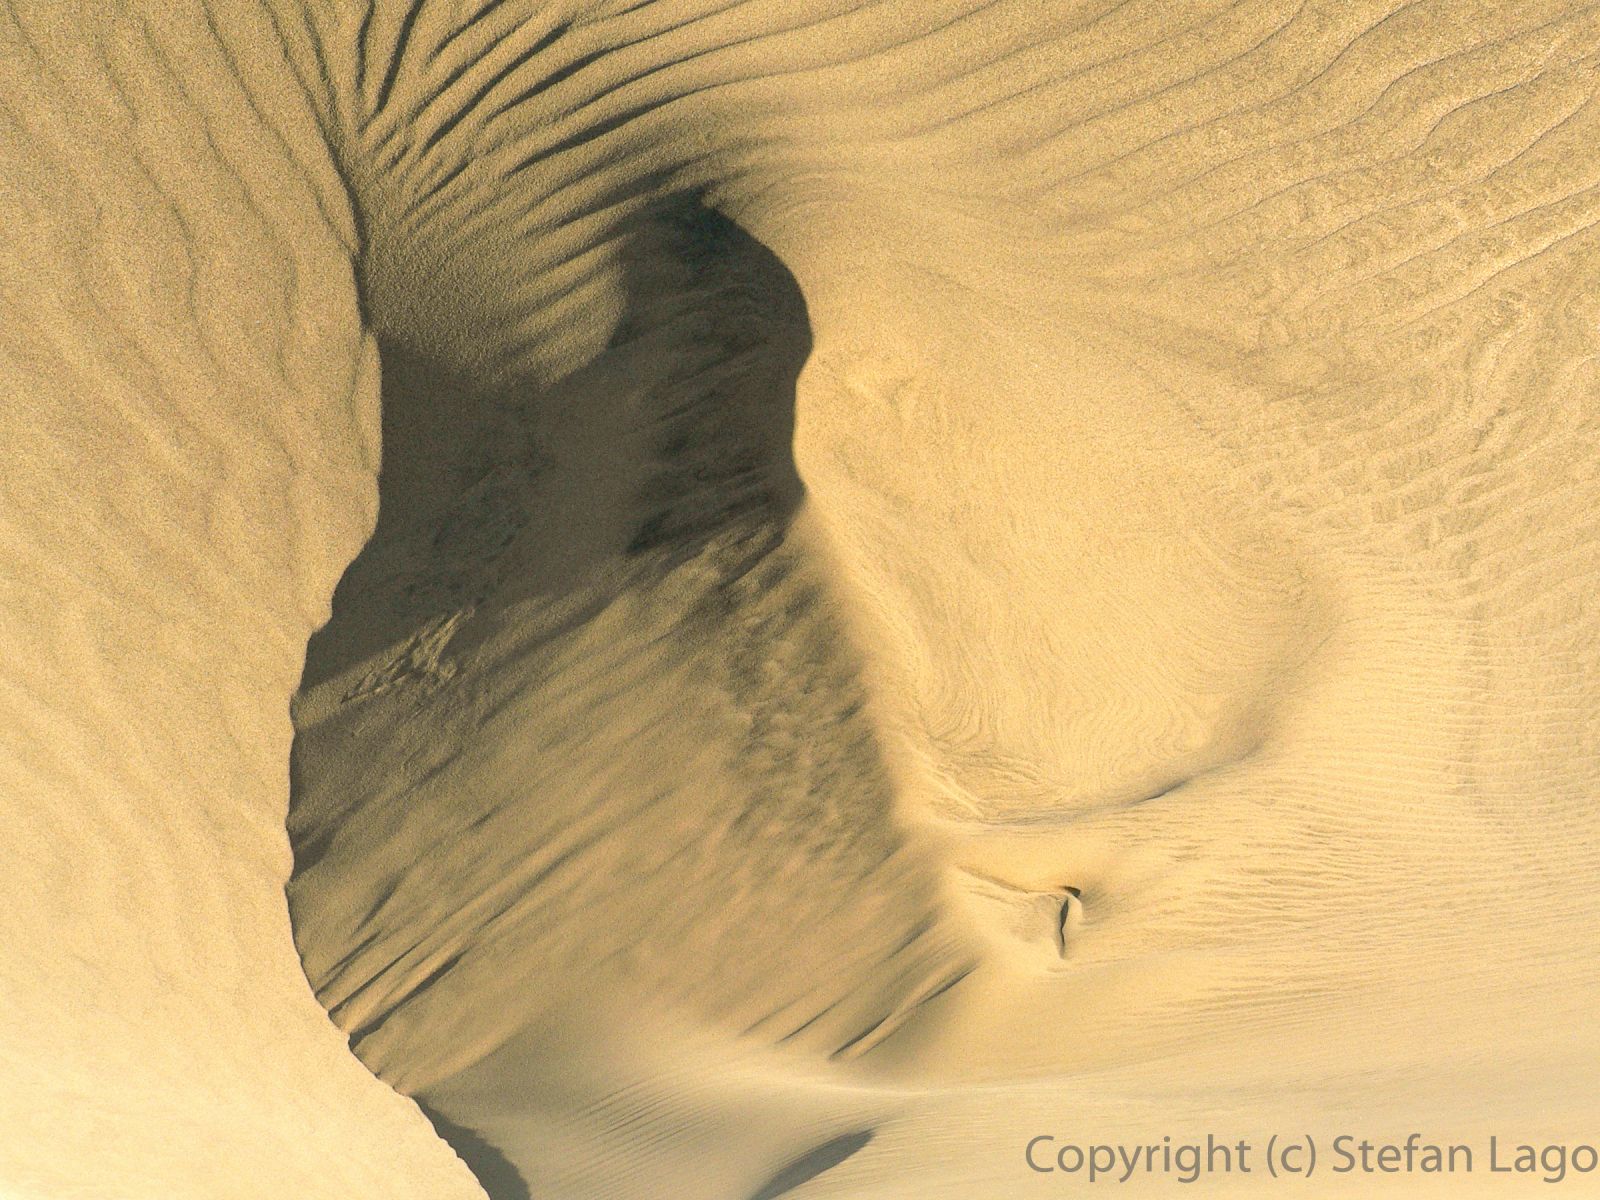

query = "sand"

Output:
[[3, 1, 1599, 1196]]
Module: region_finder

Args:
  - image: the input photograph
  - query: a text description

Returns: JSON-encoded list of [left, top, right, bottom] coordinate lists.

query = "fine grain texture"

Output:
[[4, 1, 1599, 1197]]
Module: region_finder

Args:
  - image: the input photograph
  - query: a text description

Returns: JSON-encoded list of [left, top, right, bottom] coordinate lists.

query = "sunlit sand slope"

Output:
[[0, 3, 487, 1196], [4, 1, 1599, 1197]]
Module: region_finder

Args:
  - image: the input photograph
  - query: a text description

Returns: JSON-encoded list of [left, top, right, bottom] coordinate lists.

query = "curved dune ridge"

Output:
[[3, 0, 1600, 1197]]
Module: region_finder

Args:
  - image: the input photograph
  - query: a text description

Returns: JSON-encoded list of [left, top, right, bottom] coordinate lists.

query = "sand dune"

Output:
[[4, 0, 1599, 1196]]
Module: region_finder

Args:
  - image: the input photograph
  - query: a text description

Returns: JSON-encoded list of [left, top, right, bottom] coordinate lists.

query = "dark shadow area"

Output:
[[285, 193, 817, 1200], [294, 193, 810, 697], [415, 1100, 533, 1200], [747, 1129, 875, 1200]]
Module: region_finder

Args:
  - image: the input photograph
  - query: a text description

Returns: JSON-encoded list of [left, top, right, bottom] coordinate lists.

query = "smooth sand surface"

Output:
[[4, 1, 1600, 1196]]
